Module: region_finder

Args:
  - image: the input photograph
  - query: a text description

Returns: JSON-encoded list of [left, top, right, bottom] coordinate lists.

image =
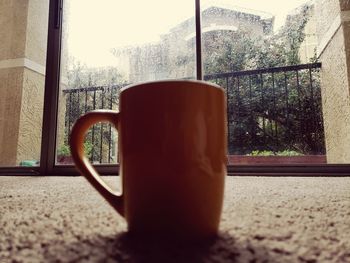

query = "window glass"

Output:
[[202, 0, 330, 165], [57, 0, 196, 164]]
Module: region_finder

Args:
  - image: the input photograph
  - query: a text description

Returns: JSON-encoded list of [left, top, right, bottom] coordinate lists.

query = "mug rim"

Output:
[[120, 79, 224, 93]]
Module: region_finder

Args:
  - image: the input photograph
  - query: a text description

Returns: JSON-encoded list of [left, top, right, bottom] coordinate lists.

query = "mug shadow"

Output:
[[47, 231, 276, 263]]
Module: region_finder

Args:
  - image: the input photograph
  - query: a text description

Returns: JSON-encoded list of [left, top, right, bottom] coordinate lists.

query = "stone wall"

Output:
[[316, 0, 350, 163]]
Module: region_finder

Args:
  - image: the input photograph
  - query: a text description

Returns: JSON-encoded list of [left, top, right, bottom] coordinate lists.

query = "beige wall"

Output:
[[16, 0, 49, 164], [0, 0, 28, 60], [17, 69, 45, 164], [299, 12, 318, 63], [0, 68, 24, 165], [25, 0, 49, 65], [316, 0, 350, 163], [316, 0, 340, 38], [56, 89, 67, 153], [0, 1, 28, 165], [0, 0, 48, 166], [319, 27, 350, 162]]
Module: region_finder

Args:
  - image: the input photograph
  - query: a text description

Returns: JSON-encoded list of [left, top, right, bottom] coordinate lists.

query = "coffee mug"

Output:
[[70, 80, 227, 241]]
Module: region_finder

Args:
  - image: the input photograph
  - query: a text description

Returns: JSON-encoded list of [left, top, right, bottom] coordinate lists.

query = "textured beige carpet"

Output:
[[0, 176, 349, 263]]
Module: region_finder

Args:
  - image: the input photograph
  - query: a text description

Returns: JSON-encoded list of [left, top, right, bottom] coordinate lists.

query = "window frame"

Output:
[[0, 0, 350, 176]]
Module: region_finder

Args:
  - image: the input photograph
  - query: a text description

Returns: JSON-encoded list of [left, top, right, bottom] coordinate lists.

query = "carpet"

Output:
[[0, 176, 349, 262]]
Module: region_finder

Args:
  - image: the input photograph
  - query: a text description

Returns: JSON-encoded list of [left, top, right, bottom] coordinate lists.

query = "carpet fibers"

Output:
[[0, 176, 349, 262]]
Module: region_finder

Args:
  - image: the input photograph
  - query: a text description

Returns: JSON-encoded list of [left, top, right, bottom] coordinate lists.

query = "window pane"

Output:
[[0, 0, 49, 167], [57, 0, 196, 164], [202, 0, 331, 165]]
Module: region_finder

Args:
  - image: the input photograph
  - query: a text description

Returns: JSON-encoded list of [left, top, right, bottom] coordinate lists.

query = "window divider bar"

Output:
[[195, 0, 203, 80], [40, 0, 63, 175]]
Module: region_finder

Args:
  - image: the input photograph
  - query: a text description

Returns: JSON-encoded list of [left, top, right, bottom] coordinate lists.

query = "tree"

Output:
[[204, 3, 315, 74], [67, 56, 126, 88], [59, 56, 127, 164], [202, 3, 324, 155]]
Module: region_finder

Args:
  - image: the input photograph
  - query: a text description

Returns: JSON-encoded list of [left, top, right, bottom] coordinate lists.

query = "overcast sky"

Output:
[[65, 0, 311, 67]]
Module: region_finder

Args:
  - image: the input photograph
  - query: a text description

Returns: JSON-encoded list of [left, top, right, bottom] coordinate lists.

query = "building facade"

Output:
[[113, 5, 274, 83]]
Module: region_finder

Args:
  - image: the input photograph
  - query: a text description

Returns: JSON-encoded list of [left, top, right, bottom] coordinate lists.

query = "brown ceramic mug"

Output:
[[69, 80, 227, 241]]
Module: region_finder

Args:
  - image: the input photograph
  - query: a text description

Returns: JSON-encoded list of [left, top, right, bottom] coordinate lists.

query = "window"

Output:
[[56, 0, 195, 165], [1, 0, 350, 175], [201, 0, 326, 167]]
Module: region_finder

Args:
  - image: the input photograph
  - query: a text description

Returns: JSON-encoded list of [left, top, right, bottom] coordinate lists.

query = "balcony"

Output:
[[59, 62, 326, 165]]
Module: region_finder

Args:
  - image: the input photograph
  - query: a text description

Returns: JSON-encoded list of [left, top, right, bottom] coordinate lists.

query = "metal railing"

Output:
[[61, 63, 324, 164], [205, 63, 325, 155], [62, 85, 124, 163]]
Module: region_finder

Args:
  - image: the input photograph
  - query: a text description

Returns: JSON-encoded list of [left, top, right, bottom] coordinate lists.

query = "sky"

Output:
[[65, 0, 311, 67]]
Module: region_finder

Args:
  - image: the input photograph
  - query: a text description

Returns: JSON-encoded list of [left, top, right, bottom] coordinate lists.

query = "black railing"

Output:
[[61, 63, 324, 164], [205, 62, 324, 155], [62, 85, 124, 163]]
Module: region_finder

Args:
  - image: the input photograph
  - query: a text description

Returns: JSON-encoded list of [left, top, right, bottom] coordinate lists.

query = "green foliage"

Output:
[[203, 3, 325, 155], [57, 141, 93, 157], [247, 150, 302, 156], [57, 144, 70, 157], [83, 141, 93, 157], [204, 30, 257, 74], [204, 3, 316, 74], [67, 56, 126, 89]]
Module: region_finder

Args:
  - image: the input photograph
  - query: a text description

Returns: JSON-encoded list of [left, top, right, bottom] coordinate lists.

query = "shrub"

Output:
[[247, 150, 302, 156]]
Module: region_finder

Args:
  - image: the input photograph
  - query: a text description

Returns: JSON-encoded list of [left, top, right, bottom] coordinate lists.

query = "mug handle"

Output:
[[69, 110, 124, 216]]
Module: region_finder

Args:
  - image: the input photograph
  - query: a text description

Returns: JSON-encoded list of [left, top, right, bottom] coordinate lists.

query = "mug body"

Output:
[[118, 80, 227, 240]]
